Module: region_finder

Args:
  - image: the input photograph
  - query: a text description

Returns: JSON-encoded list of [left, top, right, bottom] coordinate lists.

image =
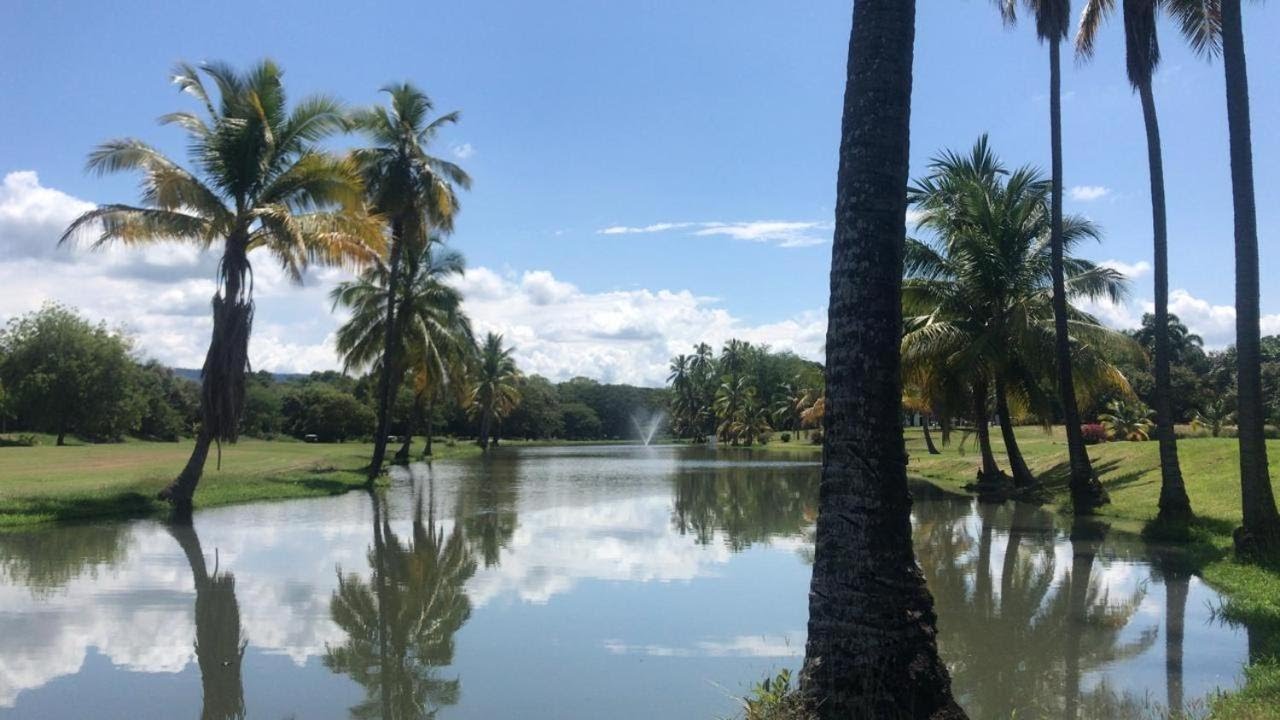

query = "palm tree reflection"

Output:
[[168, 524, 246, 720], [325, 488, 476, 719], [671, 467, 817, 550]]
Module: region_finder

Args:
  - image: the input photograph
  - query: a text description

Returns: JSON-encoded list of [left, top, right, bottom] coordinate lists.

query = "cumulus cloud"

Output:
[[1099, 259, 1151, 279], [1076, 285, 1280, 349], [451, 142, 475, 159], [1069, 185, 1111, 202], [0, 171, 94, 260], [598, 219, 831, 248]]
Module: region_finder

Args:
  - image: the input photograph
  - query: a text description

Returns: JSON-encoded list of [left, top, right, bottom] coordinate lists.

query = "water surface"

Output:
[[0, 445, 1257, 718]]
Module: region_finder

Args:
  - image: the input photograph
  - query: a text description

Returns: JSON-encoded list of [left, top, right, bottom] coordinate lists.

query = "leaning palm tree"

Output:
[[1076, 0, 1195, 524], [349, 83, 470, 483], [996, 0, 1107, 511], [798, 1, 964, 716], [469, 333, 521, 450], [60, 61, 380, 518], [904, 138, 1135, 492], [1161, 0, 1280, 553], [331, 243, 476, 461]]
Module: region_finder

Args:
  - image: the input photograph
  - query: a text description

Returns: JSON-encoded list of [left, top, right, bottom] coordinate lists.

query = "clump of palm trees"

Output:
[[667, 340, 822, 446]]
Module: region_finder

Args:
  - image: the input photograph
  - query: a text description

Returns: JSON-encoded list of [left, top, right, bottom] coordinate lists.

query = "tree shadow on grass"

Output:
[[0, 491, 158, 528]]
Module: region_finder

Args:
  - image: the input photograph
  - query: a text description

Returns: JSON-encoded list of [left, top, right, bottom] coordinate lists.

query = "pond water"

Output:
[[0, 445, 1259, 719]]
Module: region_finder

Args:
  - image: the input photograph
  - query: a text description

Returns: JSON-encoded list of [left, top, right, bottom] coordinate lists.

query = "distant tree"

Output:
[[134, 361, 199, 441], [241, 381, 284, 439], [0, 304, 140, 445], [560, 402, 603, 440], [504, 375, 563, 440], [282, 385, 374, 442], [469, 333, 521, 449]]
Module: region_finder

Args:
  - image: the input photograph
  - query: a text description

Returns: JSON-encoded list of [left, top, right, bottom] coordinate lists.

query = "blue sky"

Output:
[[1, 1, 1277, 385]]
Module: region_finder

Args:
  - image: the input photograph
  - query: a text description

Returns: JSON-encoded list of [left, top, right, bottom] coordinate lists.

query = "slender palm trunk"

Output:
[[994, 381, 1036, 488], [1138, 79, 1194, 525], [162, 244, 251, 521], [423, 397, 435, 458], [922, 415, 940, 455], [1064, 519, 1106, 719], [369, 490, 394, 720], [1222, 0, 1280, 555], [395, 394, 420, 463], [799, 1, 963, 715], [1165, 571, 1188, 718], [478, 405, 492, 450], [973, 379, 1004, 487], [368, 219, 406, 484], [1048, 39, 1108, 513]]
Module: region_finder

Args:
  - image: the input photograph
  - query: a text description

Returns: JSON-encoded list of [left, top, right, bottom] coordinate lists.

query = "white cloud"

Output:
[[598, 219, 831, 248], [451, 142, 475, 159], [1069, 185, 1111, 202], [1099, 259, 1151, 279], [1076, 285, 1280, 349]]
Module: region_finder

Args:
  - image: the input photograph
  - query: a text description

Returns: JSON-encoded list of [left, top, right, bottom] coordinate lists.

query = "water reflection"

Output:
[[324, 489, 475, 719], [0, 447, 1257, 718], [168, 524, 246, 720]]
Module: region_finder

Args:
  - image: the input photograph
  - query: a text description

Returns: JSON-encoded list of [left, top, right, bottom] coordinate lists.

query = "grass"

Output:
[[0, 433, 510, 528]]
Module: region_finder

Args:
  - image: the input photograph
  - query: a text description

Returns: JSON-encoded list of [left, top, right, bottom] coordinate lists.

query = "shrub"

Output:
[[1081, 424, 1107, 445], [742, 668, 811, 720], [1099, 399, 1155, 441], [809, 430, 823, 445], [780, 432, 791, 443]]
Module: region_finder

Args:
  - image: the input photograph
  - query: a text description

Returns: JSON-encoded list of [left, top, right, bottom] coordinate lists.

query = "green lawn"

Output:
[[0, 434, 491, 527]]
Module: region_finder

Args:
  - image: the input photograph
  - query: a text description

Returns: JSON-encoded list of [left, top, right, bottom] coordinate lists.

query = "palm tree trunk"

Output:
[[1064, 519, 1107, 720], [368, 218, 406, 485], [972, 379, 1004, 488], [1048, 38, 1107, 513], [994, 381, 1036, 488], [1139, 79, 1194, 526], [799, 1, 963, 716], [163, 428, 214, 522], [922, 414, 940, 455], [478, 406, 491, 450], [368, 491, 393, 720], [423, 397, 434, 458], [395, 394, 420, 464], [1222, 0, 1280, 555]]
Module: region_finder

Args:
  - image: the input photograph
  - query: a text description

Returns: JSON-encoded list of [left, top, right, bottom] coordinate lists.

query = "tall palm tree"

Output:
[[60, 61, 380, 518], [469, 333, 521, 450], [331, 243, 475, 461], [904, 138, 1134, 491], [714, 375, 756, 445], [996, 0, 1108, 511], [798, 1, 964, 716], [349, 83, 470, 483], [1076, 0, 1194, 525]]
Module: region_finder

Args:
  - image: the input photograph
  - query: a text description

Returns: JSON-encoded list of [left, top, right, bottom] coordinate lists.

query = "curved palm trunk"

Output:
[[799, 1, 963, 716], [922, 415, 941, 455], [368, 219, 407, 485], [1222, 0, 1280, 555], [994, 382, 1036, 488], [423, 398, 435, 458], [395, 392, 422, 464], [1048, 38, 1108, 513], [972, 379, 1004, 488], [1138, 79, 1194, 525], [162, 245, 251, 521]]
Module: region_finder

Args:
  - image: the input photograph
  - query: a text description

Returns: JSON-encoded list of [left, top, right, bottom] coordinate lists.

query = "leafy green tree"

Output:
[[500, 375, 563, 440], [903, 138, 1134, 490], [560, 402, 603, 440], [281, 385, 374, 442], [0, 304, 141, 445], [469, 333, 521, 449], [348, 83, 470, 482], [241, 381, 283, 439], [134, 361, 199, 441], [61, 60, 379, 517]]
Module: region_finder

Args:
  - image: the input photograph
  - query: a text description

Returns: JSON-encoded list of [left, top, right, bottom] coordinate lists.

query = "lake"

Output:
[[0, 445, 1257, 718]]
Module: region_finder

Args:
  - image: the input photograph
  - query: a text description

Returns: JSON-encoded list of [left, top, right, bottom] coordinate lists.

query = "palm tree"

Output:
[[714, 375, 758, 445], [996, 0, 1108, 511], [667, 354, 702, 440], [349, 83, 471, 483], [60, 61, 379, 518], [903, 138, 1134, 491], [331, 243, 475, 462], [1099, 398, 1156, 441], [798, 1, 963, 716], [1192, 398, 1234, 437], [1076, 0, 1194, 524], [469, 333, 521, 449]]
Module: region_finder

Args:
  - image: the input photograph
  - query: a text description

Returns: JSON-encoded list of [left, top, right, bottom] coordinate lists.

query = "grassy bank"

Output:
[[0, 434, 505, 528], [902, 425, 1280, 718]]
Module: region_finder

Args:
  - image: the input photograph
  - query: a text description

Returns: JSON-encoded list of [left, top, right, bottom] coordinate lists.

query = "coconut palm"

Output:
[[60, 60, 380, 518], [1099, 399, 1156, 441], [330, 243, 475, 462], [903, 138, 1135, 491], [469, 333, 521, 450], [1076, 0, 1195, 523], [798, 1, 963, 716], [667, 354, 700, 439], [714, 376, 756, 445], [349, 83, 471, 483], [996, 0, 1108, 511], [1192, 398, 1234, 438]]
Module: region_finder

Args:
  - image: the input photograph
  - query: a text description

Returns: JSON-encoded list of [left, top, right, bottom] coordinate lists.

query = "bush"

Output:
[[742, 668, 811, 720], [780, 432, 791, 443], [1081, 424, 1107, 445], [809, 430, 823, 445]]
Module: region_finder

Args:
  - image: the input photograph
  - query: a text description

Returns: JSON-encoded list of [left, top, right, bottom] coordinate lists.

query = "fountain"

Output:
[[631, 410, 666, 446]]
